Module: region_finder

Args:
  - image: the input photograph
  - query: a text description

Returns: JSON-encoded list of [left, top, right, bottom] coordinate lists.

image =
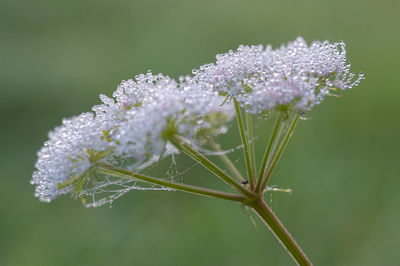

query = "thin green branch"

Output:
[[255, 113, 283, 192], [97, 163, 247, 203], [169, 134, 254, 197], [246, 112, 256, 184], [266, 115, 293, 173], [259, 114, 299, 191], [250, 199, 313, 265], [207, 138, 246, 183], [233, 99, 255, 190]]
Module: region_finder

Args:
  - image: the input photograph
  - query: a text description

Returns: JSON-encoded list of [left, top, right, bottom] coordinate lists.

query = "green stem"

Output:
[[234, 99, 255, 190], [250, 199, 313, 265], [97, 163, 247, 203], [169, 134, 254, 197], [259, 114, 299, 191], [255, 113, 283, 192], [246, 112, 257, 184], [207, 138, 246, 183]]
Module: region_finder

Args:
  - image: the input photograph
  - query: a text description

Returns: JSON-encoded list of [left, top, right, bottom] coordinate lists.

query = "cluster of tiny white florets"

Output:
[[32, 71, 233, 202], [31, 113, 113, 202], [193, 37, 364, 113], [32, 37, 364, 202]]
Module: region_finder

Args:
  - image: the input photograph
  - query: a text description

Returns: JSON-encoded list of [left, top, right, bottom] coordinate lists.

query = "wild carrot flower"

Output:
[[32, 72, 233, 202], [31, 37, 364, 266], [193, 37, 364, 114]]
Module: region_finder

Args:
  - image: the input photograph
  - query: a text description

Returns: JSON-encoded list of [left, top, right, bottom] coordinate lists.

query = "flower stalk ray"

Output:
[[168, 134, 254, 197], [234, 99, 256, 190], [256, 112, 283, 192], [97, 163, 247, 203]]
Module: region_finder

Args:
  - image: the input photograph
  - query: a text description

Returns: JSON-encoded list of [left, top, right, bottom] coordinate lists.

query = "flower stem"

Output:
[[246, 112, 257, 184], [255, 113, 283, 192], [250, 199, 313, 265], [234, 99, 255, 190], [97, 163, 247, 203], [207, 138, 246, 183], [169, 134, 254, 197], [259, 114, 299, 191]]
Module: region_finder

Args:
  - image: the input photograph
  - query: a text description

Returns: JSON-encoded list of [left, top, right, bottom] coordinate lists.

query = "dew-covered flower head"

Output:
[[32, 72, 233, 202], [31, 113, 113, 202], [194, 37, 364, 114]]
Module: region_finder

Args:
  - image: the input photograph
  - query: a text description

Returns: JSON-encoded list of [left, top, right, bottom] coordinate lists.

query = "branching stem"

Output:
[[97, 163, 247, 203], [259, 114, 299, 191], [255, 113, 283, 192], [169, 134, 254, 197], [98, 112, 307, 265]]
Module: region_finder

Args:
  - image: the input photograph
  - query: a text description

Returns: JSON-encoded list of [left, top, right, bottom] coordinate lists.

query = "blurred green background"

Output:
[[1, 0, 399, 265]]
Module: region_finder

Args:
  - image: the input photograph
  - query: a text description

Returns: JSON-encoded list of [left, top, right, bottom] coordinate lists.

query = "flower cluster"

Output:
[[32, 72, 233, 202], [32, 37, 364, 202], [31, 113, 113, 202], [193, 37, 364, 113]]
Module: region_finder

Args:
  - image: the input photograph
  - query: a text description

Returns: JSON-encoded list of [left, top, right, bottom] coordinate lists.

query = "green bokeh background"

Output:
[[1, 0, 399, 265]]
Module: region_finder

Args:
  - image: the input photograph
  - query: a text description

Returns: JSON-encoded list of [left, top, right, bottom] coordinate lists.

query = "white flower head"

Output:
[[194, 37, 364, 114], [32, 71, 233, 202], [31, 113, 113, 202]]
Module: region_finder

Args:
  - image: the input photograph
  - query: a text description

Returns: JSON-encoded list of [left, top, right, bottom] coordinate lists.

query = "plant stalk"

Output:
[[250, 199, 313, 266], [259, 115, 299, 191], [255, 113, 283, 192], [97, 163, 247, 203], [234, 99, 256, 190], [246, 112, 257, 185]]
